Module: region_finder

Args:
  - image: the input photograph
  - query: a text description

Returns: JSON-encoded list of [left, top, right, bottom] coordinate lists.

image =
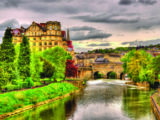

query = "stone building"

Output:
[[11, 21, 74, 55]]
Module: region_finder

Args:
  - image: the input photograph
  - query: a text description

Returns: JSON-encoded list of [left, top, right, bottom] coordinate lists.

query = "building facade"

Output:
[[11, 21, 74, 55]]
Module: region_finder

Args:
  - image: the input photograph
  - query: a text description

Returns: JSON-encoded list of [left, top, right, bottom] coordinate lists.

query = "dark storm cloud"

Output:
[[119, 0, 157, 5], [0, 19, 19, 31], [70, 26, 112, 41], [139, 0, 157, 5], [88, 43, 111, 47], [70, 26, 96, 31], [121, 39, 160, 46], [119, 0, 134, 5], [72, 14, 140, 24]]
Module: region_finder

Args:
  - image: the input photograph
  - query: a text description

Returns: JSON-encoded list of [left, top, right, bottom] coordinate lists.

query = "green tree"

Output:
[[40, 58, 55, 79], [125, 50, 153, 83], [18, 36, 31, 80], [121, 50, 136, 74], [42, 46, 68, 82], [31, 52, 43, 82], [0, 28, 16, 81], [0, 67, 9, 90]]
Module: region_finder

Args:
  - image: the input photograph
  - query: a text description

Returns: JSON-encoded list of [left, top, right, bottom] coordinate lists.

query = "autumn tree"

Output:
[[65, 60, 78, 78]]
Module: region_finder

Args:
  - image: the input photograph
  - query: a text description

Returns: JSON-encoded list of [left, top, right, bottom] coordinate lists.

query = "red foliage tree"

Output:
[[65, 60, 78, 78]]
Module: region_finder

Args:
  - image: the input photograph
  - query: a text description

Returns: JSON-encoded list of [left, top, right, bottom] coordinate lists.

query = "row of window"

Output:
[[31, 25, 58, 31], [33, 42, 58, 46], [26, 31, 60, 36], [28, 37, 58, 40]]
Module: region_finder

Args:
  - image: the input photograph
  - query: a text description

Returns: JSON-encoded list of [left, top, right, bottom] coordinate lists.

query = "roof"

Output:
[[95, 57, 109, 63]]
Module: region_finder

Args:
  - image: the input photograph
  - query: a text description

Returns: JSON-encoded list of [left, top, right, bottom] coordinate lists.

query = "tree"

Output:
[[121, 50, 136, 74], [0, 67, 9, 90], [18, 36, 31, 80], [40, 57, 55, 79], [65, 60, 78, 78], [0, 28, 16, 81], [125, 50, 154, 83], [42, 46, 68, 81], [31, 52, 43, 82]]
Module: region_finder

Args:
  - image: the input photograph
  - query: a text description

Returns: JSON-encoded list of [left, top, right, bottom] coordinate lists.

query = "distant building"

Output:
[[11, 21, 74, 55]]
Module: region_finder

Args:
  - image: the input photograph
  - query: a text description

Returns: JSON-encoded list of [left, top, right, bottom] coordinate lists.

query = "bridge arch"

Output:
[[94, 71, 100, 79], [120, 72, 124, 80], [107, 71, 117, 79]]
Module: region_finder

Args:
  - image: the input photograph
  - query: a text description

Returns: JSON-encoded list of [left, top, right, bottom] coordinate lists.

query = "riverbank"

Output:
[[125, 81, 150, 87], [151, 91, 160, 120], [0, 82, 78, 119]]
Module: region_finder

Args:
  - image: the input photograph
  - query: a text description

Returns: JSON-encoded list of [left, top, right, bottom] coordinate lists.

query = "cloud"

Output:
[[139, 0, 157, 5], [121, 39, 160, 46], [70, 26, 112, 41], [0, 19, 19, 31], [119, 0, 157, 5], [88, 43, 111, 47], [72, 13, 140, 24], [119, 0, 134, 5]]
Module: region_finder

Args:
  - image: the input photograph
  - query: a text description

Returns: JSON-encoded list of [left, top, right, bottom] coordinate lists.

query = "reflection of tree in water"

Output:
[[5, 96, 77, 120], [122, 87, 153, 120]]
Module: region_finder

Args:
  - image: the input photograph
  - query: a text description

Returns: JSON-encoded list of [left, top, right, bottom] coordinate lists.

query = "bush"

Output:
[[34, 82, 43, 87], [25, 77, 34, 88]]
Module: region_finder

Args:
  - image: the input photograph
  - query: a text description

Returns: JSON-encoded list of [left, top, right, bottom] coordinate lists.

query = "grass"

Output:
[[0, 82, 78, 115]]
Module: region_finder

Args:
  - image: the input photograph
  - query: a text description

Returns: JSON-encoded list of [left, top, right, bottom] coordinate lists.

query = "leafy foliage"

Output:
[[41, 46, 68, 81], [30, 51, 43, 82], [0, 28, 16, 81], [65, 60, 78, 78], [121, 50, 154, 83], [40, 57, 55, 79], [18, 36, 31, 80], [0, 67, 9, 89]]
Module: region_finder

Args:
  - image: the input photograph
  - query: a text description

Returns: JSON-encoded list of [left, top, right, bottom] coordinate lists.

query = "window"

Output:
[[55, 37, 57, 40], [55, 31, 57, 35], [39, 43, 42, 46], [39, 37, 41, 40], [49, 42, 52, 45], [35, 32, 36, 36], [33, 42, 36, 46], [44, 42, 47, 45], [49, 26, 52, 30], [55, 26, 57, 30], [33, 38, 36, 40], [50, 31, 51, 35], [55, 42, 58, 45]]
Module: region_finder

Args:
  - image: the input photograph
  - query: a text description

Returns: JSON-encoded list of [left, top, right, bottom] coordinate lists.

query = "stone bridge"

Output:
[[77, 62, 124, 80]]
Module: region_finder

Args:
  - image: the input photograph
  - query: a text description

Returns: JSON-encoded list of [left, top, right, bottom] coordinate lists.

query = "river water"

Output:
[[6, 80, 156, 120]]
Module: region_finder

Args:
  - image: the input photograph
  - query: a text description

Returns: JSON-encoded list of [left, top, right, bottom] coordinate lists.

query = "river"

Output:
[[5, 80, 156, 120]]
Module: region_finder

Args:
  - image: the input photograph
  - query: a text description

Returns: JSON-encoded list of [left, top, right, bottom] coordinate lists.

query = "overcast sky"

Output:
[[0, 0, 160, 52]]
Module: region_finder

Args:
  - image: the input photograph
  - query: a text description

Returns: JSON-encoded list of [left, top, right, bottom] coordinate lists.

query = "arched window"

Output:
[[55, 42, 58, 45], [44, 42, 47, 45], [39, 42, 42, 46], [49, 42, 52, 45]]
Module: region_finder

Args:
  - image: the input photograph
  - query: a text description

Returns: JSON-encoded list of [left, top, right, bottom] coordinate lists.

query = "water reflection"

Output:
[[6, 80, 156, 120]]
